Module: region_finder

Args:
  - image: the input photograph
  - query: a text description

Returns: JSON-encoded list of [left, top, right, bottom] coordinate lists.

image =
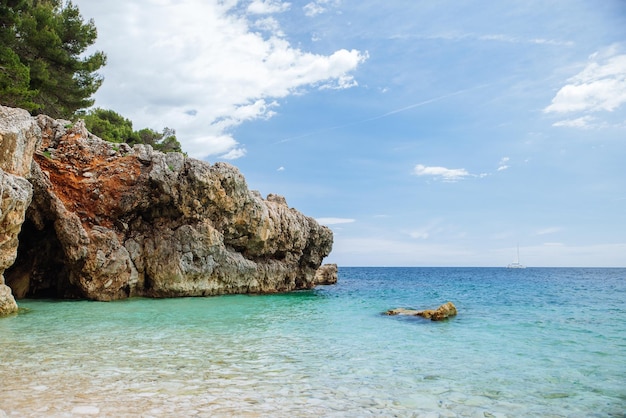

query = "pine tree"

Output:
[[0, 0, 106, 118], [0, 0, 39, 110]]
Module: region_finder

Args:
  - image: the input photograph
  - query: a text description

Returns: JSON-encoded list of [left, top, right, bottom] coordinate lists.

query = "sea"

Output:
[[1, 267, 624, 417]]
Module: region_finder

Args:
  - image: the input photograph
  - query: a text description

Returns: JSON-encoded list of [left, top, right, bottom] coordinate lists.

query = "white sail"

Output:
[[507, 244, 526, 269]]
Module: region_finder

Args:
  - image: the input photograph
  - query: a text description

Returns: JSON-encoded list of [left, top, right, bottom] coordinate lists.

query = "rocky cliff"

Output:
[[0, 107, 39, 315], [0, 105, 334, 313]]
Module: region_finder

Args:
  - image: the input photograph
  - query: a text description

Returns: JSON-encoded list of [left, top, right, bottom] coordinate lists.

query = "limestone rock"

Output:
[[0, 106, 37, 315], [0, 106, 41, 177], [385, 302, 457, 321], [0, 284, 18, 316], [314, 263, 338, 285], [4, 111, 334, 301]]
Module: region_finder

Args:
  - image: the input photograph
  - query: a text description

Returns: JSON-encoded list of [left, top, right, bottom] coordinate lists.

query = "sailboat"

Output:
[[506, 244, 526, 269]]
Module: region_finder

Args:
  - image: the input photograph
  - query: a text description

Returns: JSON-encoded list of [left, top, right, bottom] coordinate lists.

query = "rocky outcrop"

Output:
[[0, 106, 39, 315], [0, 107, 333, 303], [385, 302, 457, 321], [314, 263, 338, 285]]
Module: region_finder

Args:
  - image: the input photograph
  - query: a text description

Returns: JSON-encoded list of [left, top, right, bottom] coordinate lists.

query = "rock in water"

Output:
[[385, 302, 457, 321], [314, 263, 338, 285], [416, 301, 457, 321], [0, 106, 334, 303], [0, 284, 18, 316]]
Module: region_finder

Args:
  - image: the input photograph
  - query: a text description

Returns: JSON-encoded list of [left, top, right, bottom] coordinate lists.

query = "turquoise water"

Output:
[[1, 267, 625, 417]]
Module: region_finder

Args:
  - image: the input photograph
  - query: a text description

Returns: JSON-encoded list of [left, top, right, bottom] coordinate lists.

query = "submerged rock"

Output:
[[385, 302, 457, 321], [0, 105, 334, 305]]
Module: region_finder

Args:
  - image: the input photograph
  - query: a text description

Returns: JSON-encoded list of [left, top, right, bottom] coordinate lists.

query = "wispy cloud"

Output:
[[552, 115, 596, 129], [277, 86, 485, 143], [303, 0, 339, 17], [408, 219, 444, 240], [535, 227, 562, 236], [316, 217, 356, 225], [545, 45, 626, 115], [409, 230, 430, 239], [477, 33, 574, 47], [497, 157, 510, 171], [413, 164, 470, 182], [413, 156, 517, 182], [398, 32, 573, 47], [252, 17, 286, 37]]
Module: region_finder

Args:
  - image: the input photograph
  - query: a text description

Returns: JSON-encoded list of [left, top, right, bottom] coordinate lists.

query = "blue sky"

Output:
[[73, 0, 626, 267]]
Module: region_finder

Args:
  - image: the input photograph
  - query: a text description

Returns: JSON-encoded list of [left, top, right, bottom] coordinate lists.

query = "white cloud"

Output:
[[277, 166, 285, 171], [77, 0, 365, 160], [544, 46, 626, 114], [187, 134, 241, 156], [303, 0, 339, 17], [413, 164, 470, 182], [413, 159, 515, 181], [529, 38, 575, 47], [247, 0, 290, 15], [411, 32, 573, 47], [535, 227, 562, 236], [479, 34, 574, 47], [303, 3, 324, 17], [552, 115, 596, 129], [220, 147, 247, 160], [316, 217, 356, 225], [497, 157, 510, 171], [209, 100, 278, 133], [252, 17, 285, 37], [320, 74, 359, 90]]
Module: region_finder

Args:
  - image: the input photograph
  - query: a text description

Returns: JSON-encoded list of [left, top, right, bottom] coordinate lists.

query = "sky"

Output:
[[72, 0, 626, 267]]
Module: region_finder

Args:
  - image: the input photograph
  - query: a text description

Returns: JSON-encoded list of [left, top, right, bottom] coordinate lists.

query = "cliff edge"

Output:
[[0, 105, 333, 312]]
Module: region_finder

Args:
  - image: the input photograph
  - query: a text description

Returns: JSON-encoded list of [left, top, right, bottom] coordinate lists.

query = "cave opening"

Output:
[[5, 218, 80, 299]]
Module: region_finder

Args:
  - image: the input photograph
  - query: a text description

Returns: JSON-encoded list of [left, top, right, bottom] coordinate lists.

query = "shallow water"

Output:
[[1, 267, 625, 417]]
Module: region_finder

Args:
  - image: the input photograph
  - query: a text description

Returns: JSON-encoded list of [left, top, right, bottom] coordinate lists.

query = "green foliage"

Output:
[[0, 0, 39, 110], [0, 46, 39, 111], [0, 0, 106, 118], [82, 108, 136, 143], [83, 108, 183, 153], [135, 126, 182, 153]]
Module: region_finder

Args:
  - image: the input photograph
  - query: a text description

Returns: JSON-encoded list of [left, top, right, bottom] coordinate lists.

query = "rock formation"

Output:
[[0, 105, 334, 312], [385, 302, 457, 321], [0, 106, 39, 315], [314, 263, 338, 285]]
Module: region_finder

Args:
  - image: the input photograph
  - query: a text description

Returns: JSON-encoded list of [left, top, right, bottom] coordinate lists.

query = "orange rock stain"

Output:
[[36, 128, 143, 229]]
